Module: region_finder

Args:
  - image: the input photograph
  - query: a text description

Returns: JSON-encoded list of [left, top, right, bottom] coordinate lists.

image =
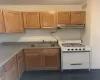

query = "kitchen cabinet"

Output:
[[57, 12, 70, 24], [23, 12, 40, 28], [42, 49, 60, 70], [17, 50, 25, 77], [0, 67, 5, 80], [0, 10, 5, 33], [71, 11, 85, 24], [3, 10, 24, 33], [24, 49, 42, 70], [40, 12, 56, 28], [24, 48, 60, 70], [4, 56, 19, 80]]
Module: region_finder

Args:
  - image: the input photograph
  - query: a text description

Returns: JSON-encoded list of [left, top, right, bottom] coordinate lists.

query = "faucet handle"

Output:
[[43, 40, 44, 43]]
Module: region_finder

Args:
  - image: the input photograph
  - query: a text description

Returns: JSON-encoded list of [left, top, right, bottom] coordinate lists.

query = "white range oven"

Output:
[[59, 40, 91, 71]]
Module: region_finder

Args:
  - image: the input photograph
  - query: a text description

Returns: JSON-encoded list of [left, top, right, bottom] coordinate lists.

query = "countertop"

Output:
[[0, 42, 60, 67]]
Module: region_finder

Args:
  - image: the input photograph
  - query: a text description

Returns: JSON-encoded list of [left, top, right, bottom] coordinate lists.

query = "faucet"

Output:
[[43, 40, 45, 44]]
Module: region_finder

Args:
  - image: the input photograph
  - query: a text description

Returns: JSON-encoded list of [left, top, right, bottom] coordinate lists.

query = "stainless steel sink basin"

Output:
[[31, 43, 53, 48]]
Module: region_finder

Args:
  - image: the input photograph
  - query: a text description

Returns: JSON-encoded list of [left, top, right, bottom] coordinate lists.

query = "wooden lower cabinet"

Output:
[[24, 48, 60, 70], [0, 67, 5, 80], [24, 49, 42, 70], [4, 56, 19, 80], [42, 49, 60, 70], [5, 64, 18, 80]]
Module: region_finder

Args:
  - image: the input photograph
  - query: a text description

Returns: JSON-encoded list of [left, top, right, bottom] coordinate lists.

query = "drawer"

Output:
[[62, 63, 89, 69], [43, 49, 59, 54], [24, 49, 42, 54], [17, 50, 24, 60], [4, 56, 17, 72], [62, 52, 89, 63]]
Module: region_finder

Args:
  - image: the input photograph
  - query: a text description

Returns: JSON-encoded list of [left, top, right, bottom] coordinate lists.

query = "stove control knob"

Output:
[[83, 48, 85, 50], [68, 49, 70, 51], [71, 49, 74, 51], [79, 49, 81, 50], [75, 49, 78, 50]]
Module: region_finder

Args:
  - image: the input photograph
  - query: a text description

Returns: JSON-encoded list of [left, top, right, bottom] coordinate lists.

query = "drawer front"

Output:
[[43, 49, 59, 54], [62, 52, 89, 63], [24, 49, 42, 54], [63, 63, 89, 69], [4, 56, 17, 72]]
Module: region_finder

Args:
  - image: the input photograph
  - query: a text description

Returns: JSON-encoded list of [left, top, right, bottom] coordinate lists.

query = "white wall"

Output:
[[83, 0, 100, 69], [89, 0, 100, 69], [0, 29, 82, 42], [82, 0, 92, 45], [0, 5, 84, 43]]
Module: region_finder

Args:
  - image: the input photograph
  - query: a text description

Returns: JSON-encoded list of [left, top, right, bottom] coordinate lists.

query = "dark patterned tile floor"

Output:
[[20, 70, 100, 80]]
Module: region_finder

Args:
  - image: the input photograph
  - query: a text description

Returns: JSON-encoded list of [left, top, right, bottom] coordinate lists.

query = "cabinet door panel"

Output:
[[3, 11, 24, 33], [5, 64, 18, 80], [23, 12, 40, 28], [25, 53, 42, 70], [0, 10, 5, 33], [71, 11, 85, 24], [17, 51, 25, 77], [18, 57, 24, 77], [57, 12, 70, 24], [42, 49, 60, 70], [0, 67, 5, 80], [4, 56, 17, 72], [40, 12, 56, 28]]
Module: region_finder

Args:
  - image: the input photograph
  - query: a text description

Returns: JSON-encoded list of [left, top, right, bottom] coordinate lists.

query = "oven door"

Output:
[[61, 51, 90, 70]]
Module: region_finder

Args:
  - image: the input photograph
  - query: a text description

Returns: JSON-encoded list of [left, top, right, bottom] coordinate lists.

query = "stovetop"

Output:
[[58, 40, 90, 52], [62, 43, 85, 47]]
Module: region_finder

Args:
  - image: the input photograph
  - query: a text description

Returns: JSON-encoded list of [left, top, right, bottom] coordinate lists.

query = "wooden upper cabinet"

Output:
[[57, 12, 70, 24], [71, 11, 85, 24], [40, 12, 56, 28], [0, 10, 5, 33], [3, 10, 24, 33], [23, 12, 40, 28]]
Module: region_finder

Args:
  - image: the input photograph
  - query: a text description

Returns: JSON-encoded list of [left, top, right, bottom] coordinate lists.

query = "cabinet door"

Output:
[[5, 64, 18, 80], [18, 57, 24, 77], [71, 11, 85, 24], [23, 12, 40, 28], [40, 12, 56, 28], [17, 51, 24, 77], [24, 49, 42, 70], [57, 12, 70, 24], [42, 49, 60, 70], [4, 56, 17, 72], [0, 10, 5, 33], [25, 53, 42, 70], [3, 10, 24, 33], [0, 67, 5, 80]]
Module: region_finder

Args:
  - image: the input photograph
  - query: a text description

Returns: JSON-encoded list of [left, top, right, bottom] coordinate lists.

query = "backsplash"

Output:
[[0, 29, 84, 43]]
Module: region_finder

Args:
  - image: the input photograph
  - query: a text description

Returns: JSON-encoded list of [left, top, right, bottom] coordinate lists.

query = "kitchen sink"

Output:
[[31, 43, 56, 48]]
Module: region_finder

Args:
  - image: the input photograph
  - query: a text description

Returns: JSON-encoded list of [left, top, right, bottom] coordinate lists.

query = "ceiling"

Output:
[[0, 0, 86, 5]]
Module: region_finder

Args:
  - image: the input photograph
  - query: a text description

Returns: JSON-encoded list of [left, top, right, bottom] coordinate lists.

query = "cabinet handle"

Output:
[[70, 63, 82, 65]]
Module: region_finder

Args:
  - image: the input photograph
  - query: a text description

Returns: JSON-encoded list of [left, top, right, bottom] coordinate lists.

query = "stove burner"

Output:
[[62, 43, 85, 47]]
